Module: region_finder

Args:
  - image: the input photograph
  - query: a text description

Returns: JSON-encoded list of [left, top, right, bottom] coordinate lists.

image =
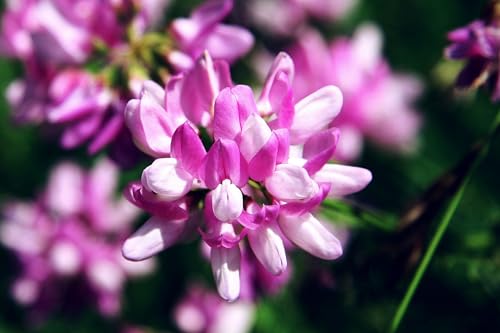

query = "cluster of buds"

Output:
[[121, 51, 372, 301], [0, 159, 155, 317]]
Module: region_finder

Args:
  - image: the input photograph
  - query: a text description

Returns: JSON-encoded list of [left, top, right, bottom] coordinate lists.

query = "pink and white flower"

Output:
[[122, 51, 372, 301]]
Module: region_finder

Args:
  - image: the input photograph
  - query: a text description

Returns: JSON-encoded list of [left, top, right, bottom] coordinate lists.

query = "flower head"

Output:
[[122, 52, 372, 301]]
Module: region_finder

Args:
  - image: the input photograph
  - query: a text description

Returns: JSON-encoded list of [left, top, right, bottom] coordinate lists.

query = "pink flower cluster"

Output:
[[0, 0, 253, 159], [288, 24, 422, 161], [0, 159, 155, 317], [121, 51, 372, 301]]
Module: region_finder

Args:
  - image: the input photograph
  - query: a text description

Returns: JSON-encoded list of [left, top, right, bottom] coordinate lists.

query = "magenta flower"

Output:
[[444, 10, 500, 101], [122, 52, 372, 301], [287, 24, 422, 161], [0, 159, 155, 318]]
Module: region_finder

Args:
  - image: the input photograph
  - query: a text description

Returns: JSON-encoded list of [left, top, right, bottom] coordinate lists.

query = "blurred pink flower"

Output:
[[0, 159, 154, 318], [287, 24, 423, 161]]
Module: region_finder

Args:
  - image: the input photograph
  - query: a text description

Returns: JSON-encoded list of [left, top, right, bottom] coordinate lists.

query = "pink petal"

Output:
[[274, 128, 290, 163], [61, 113, 103, 149], [240, 113, 280, 180], [211, 179, 244, 222], [240, 113, 272, 160], [124, 182, 189, 220], [45, 162, 84, 215], [265, 164, 318, 202], [258, 52, 295, 116], [248, 223, 287, 275], [211, 246, 241, 302], [88, 112, 123, 154], [303, 128, 340, 175], [122, 216, 186, 261], [171, 122, 207, 175], [180, 52, 220, 126], [213, 85, 257, 140], [313, 164, 373, 197], [170, 0, 232, 48], [124, 87, 173, 157], [141, 158, 193, 201], [279, 212, 342, 260], [290, 85, 343, 144], [204, 24, 254, 63], [200, 139, 248, 188], [247, 133, 279, 181]]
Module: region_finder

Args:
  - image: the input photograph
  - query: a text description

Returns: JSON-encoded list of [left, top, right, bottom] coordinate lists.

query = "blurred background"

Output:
[[1, 0, 499, 332]]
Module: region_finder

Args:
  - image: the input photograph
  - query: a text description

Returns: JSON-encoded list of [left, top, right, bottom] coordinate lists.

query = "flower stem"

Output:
[[388, 110, 500, 333]]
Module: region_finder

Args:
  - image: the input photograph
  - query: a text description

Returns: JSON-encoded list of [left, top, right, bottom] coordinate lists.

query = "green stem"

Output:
[[388, 110, 500, 333]]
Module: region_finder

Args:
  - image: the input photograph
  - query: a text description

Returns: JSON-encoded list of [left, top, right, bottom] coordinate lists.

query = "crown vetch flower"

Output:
[[122, 51, 372, 301]]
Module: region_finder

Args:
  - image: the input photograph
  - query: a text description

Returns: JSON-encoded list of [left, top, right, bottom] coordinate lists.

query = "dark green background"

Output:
[[1, 0, 499, 332]]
